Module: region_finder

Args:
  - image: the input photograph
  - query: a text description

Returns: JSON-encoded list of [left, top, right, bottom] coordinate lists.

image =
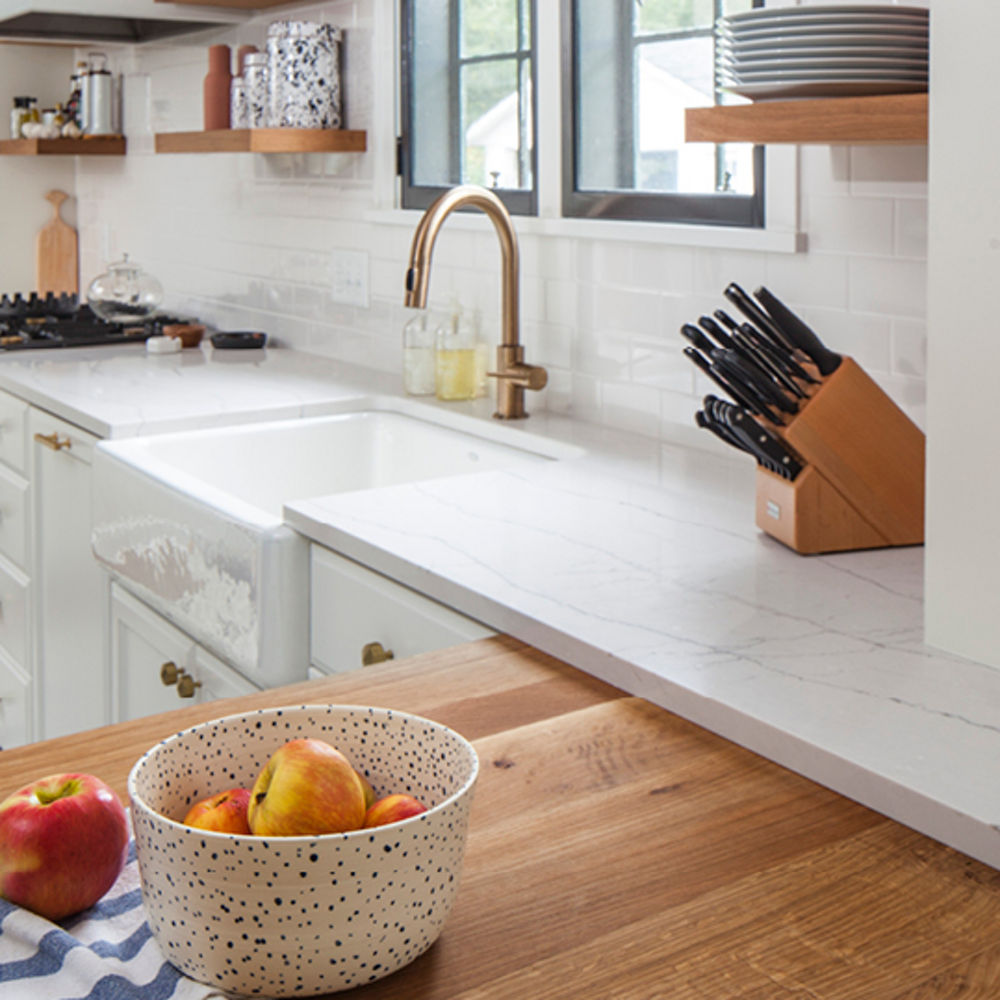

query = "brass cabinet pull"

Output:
[[160, 661, 180, 686], [34, 431, 72, 452], [176, 673, 202, 698], [361, 641, 394, 667]]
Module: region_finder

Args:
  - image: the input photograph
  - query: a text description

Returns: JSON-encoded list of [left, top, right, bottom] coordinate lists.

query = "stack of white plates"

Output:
[[717, 4, 929, 100]]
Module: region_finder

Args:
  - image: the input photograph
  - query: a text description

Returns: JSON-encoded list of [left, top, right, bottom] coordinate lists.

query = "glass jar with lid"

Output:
[[86, 254, 164, 323]]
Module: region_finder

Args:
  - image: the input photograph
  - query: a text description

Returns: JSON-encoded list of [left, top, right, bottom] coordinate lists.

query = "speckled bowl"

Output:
[[127, 704, 478, 997]]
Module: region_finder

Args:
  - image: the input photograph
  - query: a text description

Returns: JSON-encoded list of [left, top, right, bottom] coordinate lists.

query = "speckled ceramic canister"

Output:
[[267, 20, 343, 129], [243, 52, 269, 129], [229, 76, 248, 129]]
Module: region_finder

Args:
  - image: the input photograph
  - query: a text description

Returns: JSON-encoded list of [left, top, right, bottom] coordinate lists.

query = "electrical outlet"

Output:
[[329, 249, 369, 308]]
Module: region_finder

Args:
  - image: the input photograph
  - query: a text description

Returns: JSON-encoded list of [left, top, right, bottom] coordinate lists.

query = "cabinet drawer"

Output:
[[0, 557, 29, 669], [0, 464, 28, 570], [310, 546, 494, 675], [0, 391, 28, 475]]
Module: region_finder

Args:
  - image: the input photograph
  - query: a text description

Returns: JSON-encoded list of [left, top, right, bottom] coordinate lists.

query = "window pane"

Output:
[[462, 0, 517, 57], [635, 0, 714, 34], [462, 58, 528, 189]]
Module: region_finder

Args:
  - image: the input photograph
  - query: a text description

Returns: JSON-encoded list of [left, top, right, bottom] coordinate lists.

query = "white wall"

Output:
[[0, 43, 76, 292], [924, 2, 999, 664], [68, 0, 928, 450]]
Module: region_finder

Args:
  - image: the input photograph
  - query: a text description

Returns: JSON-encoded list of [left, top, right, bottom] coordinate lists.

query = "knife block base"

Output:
[[756, 466, 893, 555], [755, 356, 925, 555]]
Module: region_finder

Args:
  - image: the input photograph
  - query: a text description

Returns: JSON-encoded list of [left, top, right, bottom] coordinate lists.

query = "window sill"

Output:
[[365, 208, 804, 253]]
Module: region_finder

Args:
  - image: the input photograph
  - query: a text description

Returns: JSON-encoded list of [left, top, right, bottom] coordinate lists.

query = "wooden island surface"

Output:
[[2, 635, 999, 999]]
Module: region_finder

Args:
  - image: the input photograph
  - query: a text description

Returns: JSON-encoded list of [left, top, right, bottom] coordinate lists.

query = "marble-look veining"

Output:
[[3, 343, 996, 869]]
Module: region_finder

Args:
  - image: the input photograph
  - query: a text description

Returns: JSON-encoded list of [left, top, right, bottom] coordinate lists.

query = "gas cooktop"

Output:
[[0, 293, 183, 351]]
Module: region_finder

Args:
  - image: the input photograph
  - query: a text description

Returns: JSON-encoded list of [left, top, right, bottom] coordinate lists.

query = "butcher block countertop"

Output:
[[3, 636, 1000, 999]]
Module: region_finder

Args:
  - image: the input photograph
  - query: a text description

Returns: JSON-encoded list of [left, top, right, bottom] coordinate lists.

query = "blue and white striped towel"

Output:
[[0, 839, 228, 999]]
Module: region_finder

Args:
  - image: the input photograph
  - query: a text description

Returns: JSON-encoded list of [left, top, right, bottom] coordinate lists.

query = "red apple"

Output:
[[356, 770, 376, 811], [183, 787, 252, 834], [247, 738, 366, 836], [363, 793, 427, 828], [0, 773, 128, 921]]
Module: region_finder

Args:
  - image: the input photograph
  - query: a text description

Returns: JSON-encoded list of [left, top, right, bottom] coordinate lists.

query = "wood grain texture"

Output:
[[2, 635, 998, 999], [684, 93, 927, 145], [0, 137, 126, 156], [36, 190, 77, 295], [154, 129, 367, 155]]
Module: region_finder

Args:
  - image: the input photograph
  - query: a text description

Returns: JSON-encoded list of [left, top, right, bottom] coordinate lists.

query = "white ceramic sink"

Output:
[[91, 400, 578, 688]]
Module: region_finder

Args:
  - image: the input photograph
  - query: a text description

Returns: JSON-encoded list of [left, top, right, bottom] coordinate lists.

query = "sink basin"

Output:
[[92, 400, 578, 687]]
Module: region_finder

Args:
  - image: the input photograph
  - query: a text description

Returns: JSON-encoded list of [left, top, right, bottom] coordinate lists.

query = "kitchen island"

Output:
[[0, 343, 998, 872], [2, 636, 999, 1000]]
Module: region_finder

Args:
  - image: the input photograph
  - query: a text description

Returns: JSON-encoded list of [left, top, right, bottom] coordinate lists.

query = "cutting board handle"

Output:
[[45, 189, 69, 215]]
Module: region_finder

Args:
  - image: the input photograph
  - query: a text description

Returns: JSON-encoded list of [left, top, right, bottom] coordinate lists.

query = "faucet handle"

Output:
[[487, 362, 548, 391]]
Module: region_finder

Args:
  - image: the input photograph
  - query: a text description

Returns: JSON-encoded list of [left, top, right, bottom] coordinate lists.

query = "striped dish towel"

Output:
[[0, 839, 228, 999]]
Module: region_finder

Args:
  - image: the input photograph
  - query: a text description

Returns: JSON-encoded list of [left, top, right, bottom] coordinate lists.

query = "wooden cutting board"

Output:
[[36, 189, 78, 295]]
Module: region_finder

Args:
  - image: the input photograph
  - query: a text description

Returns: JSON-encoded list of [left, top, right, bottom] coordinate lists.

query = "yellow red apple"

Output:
[[363, 793, 427, 828], [183, 787, 252, 834], [0, 773, 128, 921], [356, 770, 376, 810], [248, 738, 366, 836]]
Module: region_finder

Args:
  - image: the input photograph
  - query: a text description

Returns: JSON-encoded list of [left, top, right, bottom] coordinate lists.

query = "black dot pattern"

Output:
[[127, 704, 479, 996]]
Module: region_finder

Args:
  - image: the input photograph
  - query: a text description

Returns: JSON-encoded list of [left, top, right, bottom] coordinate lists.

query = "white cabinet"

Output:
[[110, 583, 259, 722], [310, 545, 494, 676], [29, 408, 109, 740], [0, 389, 30, 748]]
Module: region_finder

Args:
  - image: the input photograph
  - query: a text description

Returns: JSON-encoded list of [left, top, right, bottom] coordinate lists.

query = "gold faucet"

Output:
[[404, 184, 547, 420]]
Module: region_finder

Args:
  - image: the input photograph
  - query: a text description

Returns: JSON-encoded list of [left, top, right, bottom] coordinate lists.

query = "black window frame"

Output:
[[399, 0, 538, 216], [562, 0, 765, 228]]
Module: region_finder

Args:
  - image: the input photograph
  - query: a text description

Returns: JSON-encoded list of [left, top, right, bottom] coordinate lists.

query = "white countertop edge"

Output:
[[287, 512, 1000, 871]]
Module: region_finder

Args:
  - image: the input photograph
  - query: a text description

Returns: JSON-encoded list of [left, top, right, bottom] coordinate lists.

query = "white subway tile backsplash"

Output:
[[68, 10, 929, 452]]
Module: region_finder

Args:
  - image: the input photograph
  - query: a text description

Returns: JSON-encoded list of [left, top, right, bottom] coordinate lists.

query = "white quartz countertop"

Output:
[[5, 343, 998, 868]]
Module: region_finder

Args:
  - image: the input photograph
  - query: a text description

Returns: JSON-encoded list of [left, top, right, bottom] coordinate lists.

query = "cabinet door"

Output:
[[110, 584, 258, 722], [30, 409, 108, 740], [0, 647, 31, 750], [310, 545, 495, 675]]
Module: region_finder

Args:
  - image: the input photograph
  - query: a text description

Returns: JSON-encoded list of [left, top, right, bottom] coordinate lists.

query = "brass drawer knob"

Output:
[[160, 661, 180, 685], [361, 641, 394, 667], [177, 673, 202, 698]]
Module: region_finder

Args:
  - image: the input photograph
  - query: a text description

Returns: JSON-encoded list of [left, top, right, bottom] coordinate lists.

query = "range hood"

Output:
[[0, 1, 249, 43]]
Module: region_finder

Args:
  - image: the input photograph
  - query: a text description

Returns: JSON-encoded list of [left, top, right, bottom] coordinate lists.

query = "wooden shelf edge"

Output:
[[0, 136, 126, 156], [154, 128, 367, 154], [157, 0, 300, 7], [685, 93, 927, 145]]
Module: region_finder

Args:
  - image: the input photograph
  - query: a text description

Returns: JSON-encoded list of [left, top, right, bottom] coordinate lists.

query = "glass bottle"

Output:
[[402, 312, 435, 396], [9, 96, 31, 139], [435, 302, 478, 402]]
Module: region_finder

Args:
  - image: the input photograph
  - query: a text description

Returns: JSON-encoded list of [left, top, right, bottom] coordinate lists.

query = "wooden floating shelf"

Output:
[[154, 128, 367, 155], [685, 93, 927, 145], [0, 136, 126, 156]]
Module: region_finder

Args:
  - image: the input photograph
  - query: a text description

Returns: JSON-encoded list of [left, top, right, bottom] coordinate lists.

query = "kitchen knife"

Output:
[[714, 399, 804, 480], [696, 315, 737, 352], [682, 346, 782, 422], [713, 349, 798, 415], [680, 322, 719, 357], [723, 282, 794, 351], [731, 328, 807, 400], [752, 285, 842, 377], [695, 406, 753, 456], [738, 322, 820, 387], [713, 309, 742, 334]]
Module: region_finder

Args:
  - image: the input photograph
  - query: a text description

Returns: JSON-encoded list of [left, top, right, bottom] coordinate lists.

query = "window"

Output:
[[399, 0, 536, 214], [565, 0, 764, 226], [398, 0, 766, 229]]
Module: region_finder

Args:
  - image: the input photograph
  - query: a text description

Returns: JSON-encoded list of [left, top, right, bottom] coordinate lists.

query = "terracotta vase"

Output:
[[203, 44, 232, 131]]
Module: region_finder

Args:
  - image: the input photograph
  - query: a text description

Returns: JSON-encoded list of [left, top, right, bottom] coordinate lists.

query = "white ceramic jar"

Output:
[[243, 52, 269, 129], [266, 20, 343, 129]]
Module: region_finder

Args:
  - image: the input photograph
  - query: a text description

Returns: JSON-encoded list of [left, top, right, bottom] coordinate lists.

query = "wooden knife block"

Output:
[[755, 356, 924, 555]]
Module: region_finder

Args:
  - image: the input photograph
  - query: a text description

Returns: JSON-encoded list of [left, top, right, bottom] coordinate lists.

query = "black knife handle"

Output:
[[714, 350, 798, 415], [731, 329, 806, 399], [679, 323, 717, 356], [723, 282, 794, 351], [696, 315, 736, 352], [739, 323, 820, 386], [683, 347, 781, 422], [753, 286, 842, 377]]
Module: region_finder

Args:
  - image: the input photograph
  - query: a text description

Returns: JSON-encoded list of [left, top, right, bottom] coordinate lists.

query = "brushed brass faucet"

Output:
[[404, 184, 547, 420]]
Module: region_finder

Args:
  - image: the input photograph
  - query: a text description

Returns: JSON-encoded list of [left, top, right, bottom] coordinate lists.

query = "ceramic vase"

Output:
[[203, 44, 232, 131]]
